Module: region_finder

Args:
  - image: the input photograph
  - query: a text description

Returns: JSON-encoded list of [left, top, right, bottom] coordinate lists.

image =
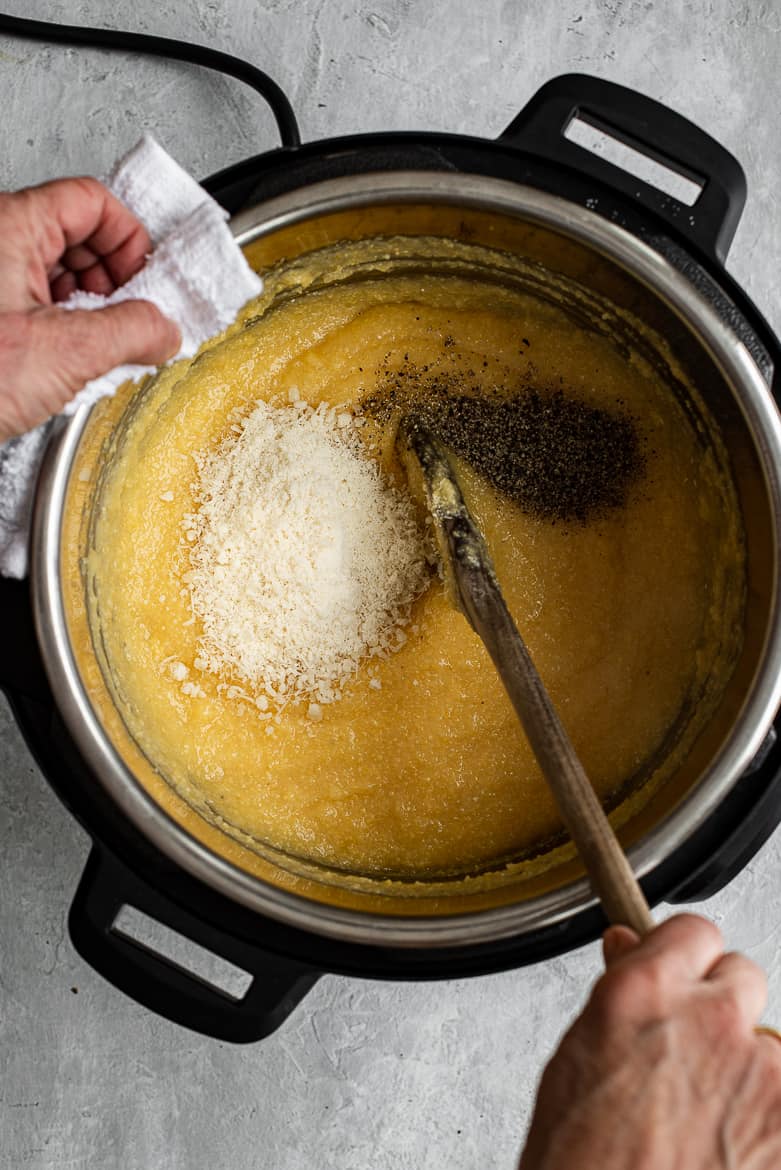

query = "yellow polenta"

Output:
[[88, 238, 744, 879]]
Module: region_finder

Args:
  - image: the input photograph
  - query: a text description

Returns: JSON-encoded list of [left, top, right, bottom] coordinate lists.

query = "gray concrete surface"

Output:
[[1, 2, 781, 1167]]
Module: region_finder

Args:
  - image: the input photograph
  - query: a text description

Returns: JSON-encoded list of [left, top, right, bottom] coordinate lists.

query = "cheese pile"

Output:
[[183, 396, 430, 709]]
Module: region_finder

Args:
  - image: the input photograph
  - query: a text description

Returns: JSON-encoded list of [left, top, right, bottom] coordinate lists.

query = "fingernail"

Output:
[[603, 928, 622, 964], [166, 320, 182, 358], [603, 925, 640, 966]]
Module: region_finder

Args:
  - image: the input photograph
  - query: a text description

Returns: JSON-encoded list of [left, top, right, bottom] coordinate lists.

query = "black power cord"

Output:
[[0, 11, 301, 149]]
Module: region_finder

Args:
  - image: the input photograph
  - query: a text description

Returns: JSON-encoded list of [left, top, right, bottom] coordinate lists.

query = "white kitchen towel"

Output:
[[0, 133, 263, 579]]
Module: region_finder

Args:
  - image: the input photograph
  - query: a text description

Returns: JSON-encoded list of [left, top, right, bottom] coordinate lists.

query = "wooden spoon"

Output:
[[399, 421, 654, 936]]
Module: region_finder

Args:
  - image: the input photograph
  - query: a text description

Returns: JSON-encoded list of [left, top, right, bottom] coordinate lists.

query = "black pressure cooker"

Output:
[[1, 14, 780, 1043]]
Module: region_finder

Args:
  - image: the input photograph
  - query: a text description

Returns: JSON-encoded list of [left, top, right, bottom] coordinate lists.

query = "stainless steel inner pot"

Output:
[[31, 171, 781, 949]]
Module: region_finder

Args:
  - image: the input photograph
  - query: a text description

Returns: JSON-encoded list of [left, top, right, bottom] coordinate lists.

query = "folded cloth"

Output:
[[0, 133, 263, 579]]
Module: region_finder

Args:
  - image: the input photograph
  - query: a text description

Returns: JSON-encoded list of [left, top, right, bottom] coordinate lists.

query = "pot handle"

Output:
[[500, 73, 746, 263], [69, 847, 319, 1043]]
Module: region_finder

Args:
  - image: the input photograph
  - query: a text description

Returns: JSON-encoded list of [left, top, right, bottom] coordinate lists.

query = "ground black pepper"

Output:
[[363, 355, 646, 524]]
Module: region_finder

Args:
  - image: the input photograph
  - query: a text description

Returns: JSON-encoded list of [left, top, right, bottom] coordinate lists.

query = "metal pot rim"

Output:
[[31, 170, 781, 949]]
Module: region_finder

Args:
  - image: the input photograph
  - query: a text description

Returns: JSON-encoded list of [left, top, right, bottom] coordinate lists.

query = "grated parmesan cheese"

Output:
[[183, 399, 430, 707]]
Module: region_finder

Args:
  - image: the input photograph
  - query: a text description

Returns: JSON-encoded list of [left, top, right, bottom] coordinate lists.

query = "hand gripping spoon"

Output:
[[399, 420, 654, 936]]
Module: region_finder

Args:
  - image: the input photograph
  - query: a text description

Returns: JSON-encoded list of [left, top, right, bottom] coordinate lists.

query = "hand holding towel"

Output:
[[0, 133, 263, 578]]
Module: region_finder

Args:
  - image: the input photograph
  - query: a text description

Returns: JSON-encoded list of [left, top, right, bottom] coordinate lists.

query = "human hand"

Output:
[[0, 176, 180, 443], [519, 914, 781, 1170]]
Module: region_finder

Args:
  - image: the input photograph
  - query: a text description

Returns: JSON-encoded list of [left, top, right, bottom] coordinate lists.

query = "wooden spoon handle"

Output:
[[454, 548, 654, 937], [401, 421, 654, 935]]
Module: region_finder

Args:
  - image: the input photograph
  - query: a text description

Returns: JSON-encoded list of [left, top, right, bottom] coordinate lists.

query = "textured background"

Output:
[[1, 2, 780, 1168]]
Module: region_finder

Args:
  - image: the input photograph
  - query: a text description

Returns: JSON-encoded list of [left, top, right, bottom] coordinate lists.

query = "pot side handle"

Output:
[[500, 73, 746, 264], [69, 847, 319, 1043]]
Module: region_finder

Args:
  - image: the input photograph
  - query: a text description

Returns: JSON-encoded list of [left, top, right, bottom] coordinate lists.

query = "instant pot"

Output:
[[1, 17, 781, 1042]]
